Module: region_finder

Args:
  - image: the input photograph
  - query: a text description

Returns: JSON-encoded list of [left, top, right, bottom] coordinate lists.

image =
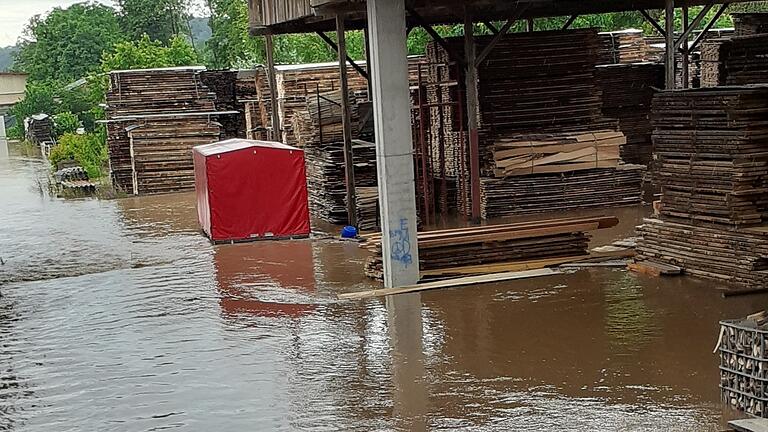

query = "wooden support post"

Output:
[[264, 34, 281, 141], [464, 11, 482, 222], [407, 5, 465, 66], [364, 25, 374, 100], [682, 6, 689, 88], [526, 18, 534, 32], [664, 0, 676, 89], [336, 14, 357, 227]]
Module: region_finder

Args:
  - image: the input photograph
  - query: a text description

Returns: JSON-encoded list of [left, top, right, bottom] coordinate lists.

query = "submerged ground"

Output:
[[0, 139, 763, 431]]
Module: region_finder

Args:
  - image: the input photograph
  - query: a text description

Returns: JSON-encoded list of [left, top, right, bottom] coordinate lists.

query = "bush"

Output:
[[53, 112, 81, 137], [49, 132, 108, 179]]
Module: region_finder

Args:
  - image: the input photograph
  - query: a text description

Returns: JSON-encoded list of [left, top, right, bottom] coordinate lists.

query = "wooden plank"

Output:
[[339, 268, 560, 300]]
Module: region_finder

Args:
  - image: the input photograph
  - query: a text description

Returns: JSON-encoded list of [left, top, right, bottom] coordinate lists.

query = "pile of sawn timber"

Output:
[[733, 13, 768, 36], [106, 67, 222, 194], [595, 63, 665, 165], [363, 216, 619, 279], [701, 34, 768, 87], [597, 29, 650, 65], [636, 86, 768, 290], [304, 139, 377, 225], [200, 70, 243, 139], [421, 29, 643, 218]]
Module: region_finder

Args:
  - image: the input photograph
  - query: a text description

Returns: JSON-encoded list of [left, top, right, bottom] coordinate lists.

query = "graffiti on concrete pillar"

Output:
[[389, 217, 413, 267]]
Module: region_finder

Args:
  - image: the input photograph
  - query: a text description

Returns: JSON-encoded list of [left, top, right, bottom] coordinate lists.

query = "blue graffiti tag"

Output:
[[389, 218, 413, 267]]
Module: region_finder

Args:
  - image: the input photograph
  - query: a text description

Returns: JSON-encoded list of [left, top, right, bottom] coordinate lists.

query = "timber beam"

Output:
[[316, 31, 370, 80], [475, 5, 529, 67], [562, 15, 578, 29], [689, 2, 730, 52], [406, 5, 465, 65]]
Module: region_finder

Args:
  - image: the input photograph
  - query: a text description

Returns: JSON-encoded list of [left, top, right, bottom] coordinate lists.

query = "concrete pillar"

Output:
[[0, 116, 5, 139], [367, 0, 420, 288], [665, 0, 676, 89], [387, 294, 427, 429]]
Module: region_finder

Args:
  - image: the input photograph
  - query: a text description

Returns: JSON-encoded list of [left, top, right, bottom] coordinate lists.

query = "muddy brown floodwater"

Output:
[[1, 139, 766, 431]]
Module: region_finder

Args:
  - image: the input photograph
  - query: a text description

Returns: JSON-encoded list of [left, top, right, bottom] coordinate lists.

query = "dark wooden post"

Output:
[[665, 0, 676, 89], [682, 6, 689, 88], [265, 34, 281, 141], [336, 14, 357, 227], [464, 11, 482, 222]]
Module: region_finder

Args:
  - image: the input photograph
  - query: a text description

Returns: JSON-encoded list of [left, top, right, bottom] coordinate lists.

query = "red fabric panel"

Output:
[[206, 146, 310, 241], [192, 150, 211, 237]]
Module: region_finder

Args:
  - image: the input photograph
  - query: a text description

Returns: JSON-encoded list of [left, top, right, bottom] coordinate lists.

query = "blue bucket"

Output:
[[341, 225, 358, 239]]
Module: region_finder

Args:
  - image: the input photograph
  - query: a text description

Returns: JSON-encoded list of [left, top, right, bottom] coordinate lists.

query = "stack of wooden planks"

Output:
[[701, 34, 768, 87], [200, 70, 243, 139], [25, 114, 53, 144], [486, 130, 625, 177], [637, 219, 768, 288], [105, 67, 223, 194], [718, 317, 768, 417], [419, 29, 643, 218], [598, 29, 650, 64], [595, 63, 665, 165], [651, 86, 768, 227], [480, 166, 645, 218], [355, 187, 379, 232], [733, 13, 768, 36], [636, 86, 768, 290], [304, 139, 377, 225], [362, 215, 619, 279]]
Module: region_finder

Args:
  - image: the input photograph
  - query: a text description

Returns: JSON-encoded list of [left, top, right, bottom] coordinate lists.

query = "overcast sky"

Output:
[[0, 0, 207, 47]]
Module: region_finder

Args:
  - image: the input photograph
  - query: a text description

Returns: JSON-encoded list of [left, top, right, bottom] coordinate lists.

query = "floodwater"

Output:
[[1, 139, 765, 431]]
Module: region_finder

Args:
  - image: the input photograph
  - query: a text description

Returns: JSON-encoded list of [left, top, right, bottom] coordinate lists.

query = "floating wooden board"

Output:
[[339, 268, 560, 300]]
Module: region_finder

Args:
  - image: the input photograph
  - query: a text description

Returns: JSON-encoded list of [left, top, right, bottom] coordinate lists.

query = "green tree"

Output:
[[116, 0, 191, 43], [13, 3, 125, 82], [101, 35, 200, 71], [206, 0, 265, 68], [7, 82, 58, 138]]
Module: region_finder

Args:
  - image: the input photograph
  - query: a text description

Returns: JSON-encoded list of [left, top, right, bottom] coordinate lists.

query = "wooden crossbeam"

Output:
[[316, 31, 370, 80], [674, 4, 714, 50], [562, 15, 578, 30], [689, 3, 730, 52], [475, 4, 529, 67]]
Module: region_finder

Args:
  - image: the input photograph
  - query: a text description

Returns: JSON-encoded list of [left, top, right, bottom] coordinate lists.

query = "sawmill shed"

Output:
[[248, 0, 753, 289]]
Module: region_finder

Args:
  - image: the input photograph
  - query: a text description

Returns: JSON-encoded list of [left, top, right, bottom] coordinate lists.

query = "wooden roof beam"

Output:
[[689, 2, 730, 52], [315, 30, 370, 80], [475, 4, 530, 67]]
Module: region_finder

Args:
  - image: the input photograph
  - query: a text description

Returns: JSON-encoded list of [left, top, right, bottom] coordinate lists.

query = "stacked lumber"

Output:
[[293, 90, 363, 147], [200, 70, 243, 139], [733, 13, 768, 36], [105, 67, 222, 194], [481, 166, 644, 218], [637, 219, 768, 287], [126, 117, 221, 194], [701, 34, 768, 87], [244, 101, 268, 140], [304, 139, 377, 224], [362, 216, 619, 280], [25, 114, 53, 144], [419, 29, 643, 217], [651, 86, 768, 227], [636, 86, 768, 290], [486, 130, 625, 177], [598, 29, 649, 64], [595, 63, 665, 165], [355, 187, 379, 232]]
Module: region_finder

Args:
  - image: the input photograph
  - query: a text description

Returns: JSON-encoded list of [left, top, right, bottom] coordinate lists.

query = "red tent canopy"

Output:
[[193, 139, 310, 242]]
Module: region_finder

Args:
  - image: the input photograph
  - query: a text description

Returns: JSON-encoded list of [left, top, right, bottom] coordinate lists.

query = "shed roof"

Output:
[[251, 0, 747, 35], [194, 138, 302, 156]]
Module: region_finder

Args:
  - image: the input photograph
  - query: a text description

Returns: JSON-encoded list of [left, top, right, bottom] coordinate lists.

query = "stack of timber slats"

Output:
[[733, 13, 768, 36], [422, 29, 643, 218], [355, 187, 379, 232], [481, 166, 645, 218], [25, 114, 53, 144], [486, 130, 625, 177], [362, 216, 619, 280], [105, 67, 222, 194], [597, 29, 650, 64], [200, 70, 243, 139], [651, 87, 768, 226], [636, 85, 768, 290], [595, 63, 665, 165], [701, 34, 768, 87], [304, 139, 377, 225]]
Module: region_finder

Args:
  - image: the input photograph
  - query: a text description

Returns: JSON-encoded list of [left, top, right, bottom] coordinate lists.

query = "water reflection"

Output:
[[214, 241, 317, 318]]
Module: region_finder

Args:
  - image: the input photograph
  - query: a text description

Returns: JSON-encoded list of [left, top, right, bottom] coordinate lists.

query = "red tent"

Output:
[[193, 138, 310, 243]]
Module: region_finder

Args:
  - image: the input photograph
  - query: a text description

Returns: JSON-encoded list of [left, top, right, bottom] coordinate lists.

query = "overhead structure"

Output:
[[247, 0, 744, 287]]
